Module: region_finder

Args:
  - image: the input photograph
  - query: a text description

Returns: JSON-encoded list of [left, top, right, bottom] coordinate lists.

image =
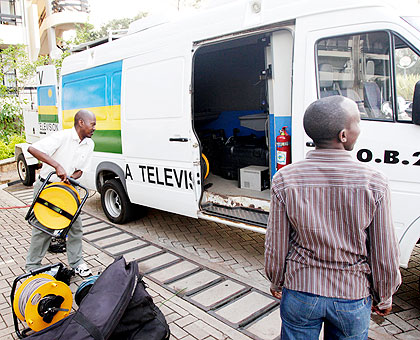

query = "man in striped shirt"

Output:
[[265, 96, 401, 339]]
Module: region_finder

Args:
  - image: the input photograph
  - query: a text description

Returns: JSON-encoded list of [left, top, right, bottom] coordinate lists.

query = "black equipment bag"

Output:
[[26, 256, 170, 340]]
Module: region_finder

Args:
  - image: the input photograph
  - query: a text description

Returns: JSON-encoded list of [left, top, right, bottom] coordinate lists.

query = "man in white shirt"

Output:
[[26, 110, 96, 277]]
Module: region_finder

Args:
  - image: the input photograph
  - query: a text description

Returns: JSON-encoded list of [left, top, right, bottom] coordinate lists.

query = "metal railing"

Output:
[[51, 0, 90, 14], [0, 13, 21, 25], [38, 8, 46, 27]]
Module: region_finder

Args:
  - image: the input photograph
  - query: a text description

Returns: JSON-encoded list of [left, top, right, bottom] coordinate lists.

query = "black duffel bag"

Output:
[[27, 256, 170, 340]]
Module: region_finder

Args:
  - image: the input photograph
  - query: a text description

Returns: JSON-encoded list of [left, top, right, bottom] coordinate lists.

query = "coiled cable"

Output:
[[13, 274, 73, 332], [17, 277, 52, 318]]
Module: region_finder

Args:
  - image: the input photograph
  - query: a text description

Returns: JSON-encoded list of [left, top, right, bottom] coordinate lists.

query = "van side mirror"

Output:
[[412, 81, 420, 125]]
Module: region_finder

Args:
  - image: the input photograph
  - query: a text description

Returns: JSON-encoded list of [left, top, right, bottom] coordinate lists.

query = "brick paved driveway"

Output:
[[1, 184, 420, 339], [0, 187, 255, 340], [83, 192, 420, 339]]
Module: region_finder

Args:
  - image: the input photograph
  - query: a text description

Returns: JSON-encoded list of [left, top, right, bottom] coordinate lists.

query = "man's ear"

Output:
[[338, 129, 347, 143]]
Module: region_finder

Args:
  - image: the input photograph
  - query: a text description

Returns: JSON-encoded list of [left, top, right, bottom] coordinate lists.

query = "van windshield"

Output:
[[402, 16, 420, 33]]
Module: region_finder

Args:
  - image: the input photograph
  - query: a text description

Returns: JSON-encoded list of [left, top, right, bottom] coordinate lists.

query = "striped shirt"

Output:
[[265, 149, 401, 308]]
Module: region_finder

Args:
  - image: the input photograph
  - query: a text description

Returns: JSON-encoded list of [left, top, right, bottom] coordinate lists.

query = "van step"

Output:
[[201, 203, 268, 228]]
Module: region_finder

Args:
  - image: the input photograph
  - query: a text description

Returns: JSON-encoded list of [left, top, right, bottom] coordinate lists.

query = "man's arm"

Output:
[[368, 185, 401, 315], [265, 183, 290, 299], [28, 146, 67, 181]]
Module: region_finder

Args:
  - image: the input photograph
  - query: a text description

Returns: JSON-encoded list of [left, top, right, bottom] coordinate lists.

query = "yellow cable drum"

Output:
[[33, 182, 81, 230], [202, 153, 210, 180], [13, 274, 72, 332]]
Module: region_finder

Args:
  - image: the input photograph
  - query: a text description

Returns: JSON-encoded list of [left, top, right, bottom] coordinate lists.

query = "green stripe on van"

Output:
[[38, 114, 59, 123], [92, 130, 122, 154]]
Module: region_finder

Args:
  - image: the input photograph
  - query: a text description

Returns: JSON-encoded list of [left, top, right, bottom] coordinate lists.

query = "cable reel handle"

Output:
[[44, 172, 88, 194], [46, 171, 89, 202], [67, 176, 80, 187], [67, 176, 88, 198]]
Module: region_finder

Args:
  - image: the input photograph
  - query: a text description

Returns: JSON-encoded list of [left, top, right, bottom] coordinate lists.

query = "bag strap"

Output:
[[73, 312, 105, 340]]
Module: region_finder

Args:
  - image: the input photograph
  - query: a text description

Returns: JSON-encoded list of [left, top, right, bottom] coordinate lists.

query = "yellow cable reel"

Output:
[[202, 153, 210, 180], [33, 182, 81, 230], [13, 273, 72, 332]]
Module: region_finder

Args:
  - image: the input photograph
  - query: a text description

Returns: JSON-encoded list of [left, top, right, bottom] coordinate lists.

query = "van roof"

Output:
[[61, 0, 405, 75], [126, 0, 403, 35]]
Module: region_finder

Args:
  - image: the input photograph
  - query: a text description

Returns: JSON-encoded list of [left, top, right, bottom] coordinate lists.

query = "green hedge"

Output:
[[0, 135, 26, 160]]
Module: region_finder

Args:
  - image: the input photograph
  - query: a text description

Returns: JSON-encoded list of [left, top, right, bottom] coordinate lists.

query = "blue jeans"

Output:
[[280, 288, 372, 340]]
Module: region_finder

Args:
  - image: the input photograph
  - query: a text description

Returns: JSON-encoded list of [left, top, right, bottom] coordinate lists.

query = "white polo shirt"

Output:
[[32, 127, 94, 182]]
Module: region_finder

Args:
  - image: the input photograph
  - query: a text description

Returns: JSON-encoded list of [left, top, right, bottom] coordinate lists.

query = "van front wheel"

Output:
[[17, 154, 35, 186], [101, 179, 133, 224]]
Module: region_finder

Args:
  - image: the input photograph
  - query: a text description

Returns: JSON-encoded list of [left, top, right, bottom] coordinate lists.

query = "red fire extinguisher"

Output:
[[276, 126, 291, 170]]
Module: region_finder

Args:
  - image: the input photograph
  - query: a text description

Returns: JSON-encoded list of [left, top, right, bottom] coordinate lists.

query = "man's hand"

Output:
[[55, 164, 68, 183], [28, 146, 68, 182], [270, 288, 282, 300], [372, 305, 392, 316]]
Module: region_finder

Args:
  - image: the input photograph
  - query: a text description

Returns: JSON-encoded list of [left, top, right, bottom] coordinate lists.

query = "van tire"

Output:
[[17, 154, 35, 186], [101, 179, 133, 224]]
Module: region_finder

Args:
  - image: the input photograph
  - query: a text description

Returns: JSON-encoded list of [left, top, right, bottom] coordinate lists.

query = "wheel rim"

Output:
[[17, 160, 27, 181], [104, 188, 122, 218]]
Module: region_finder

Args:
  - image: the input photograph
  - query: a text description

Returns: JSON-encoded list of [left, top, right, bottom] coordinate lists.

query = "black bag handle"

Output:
[[73, 312, 104, 340]]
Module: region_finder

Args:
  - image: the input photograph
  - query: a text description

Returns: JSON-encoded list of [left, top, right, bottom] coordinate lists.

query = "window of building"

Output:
[[0, 0, 19, 25], [0, 52, 18, 90], [0, 0, 15, 15]]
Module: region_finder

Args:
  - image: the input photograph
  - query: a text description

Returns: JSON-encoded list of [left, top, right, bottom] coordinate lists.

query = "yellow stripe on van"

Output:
[[62, 105, 121, 130], [38, 106, 58, 115], [38, 105, 59, 123]]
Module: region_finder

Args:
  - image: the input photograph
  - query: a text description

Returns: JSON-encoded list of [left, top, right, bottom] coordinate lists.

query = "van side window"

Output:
[[316, 32, 393, 121], [394, 36, 420, 122]]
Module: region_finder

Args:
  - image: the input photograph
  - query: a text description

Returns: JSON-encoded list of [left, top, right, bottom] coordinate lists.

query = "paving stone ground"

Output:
[[83, 191, 420, 340], [0, 186, 251, 340], [1, 183, 420, 339]]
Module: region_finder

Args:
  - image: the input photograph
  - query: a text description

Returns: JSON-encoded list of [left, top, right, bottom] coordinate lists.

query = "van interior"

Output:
[[193, 33, 271, 226]]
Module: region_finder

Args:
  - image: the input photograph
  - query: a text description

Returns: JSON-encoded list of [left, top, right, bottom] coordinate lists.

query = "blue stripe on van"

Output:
[[37, 85, 57, 107], [62, 60, 122, 110]]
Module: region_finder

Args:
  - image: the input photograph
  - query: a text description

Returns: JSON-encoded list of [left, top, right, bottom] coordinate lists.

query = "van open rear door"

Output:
[[121, 42, 201, 218]]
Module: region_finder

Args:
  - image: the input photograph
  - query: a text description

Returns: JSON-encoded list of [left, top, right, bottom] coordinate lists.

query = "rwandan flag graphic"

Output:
[[38, 85, 58, 123], [61, 60, 122, 154]]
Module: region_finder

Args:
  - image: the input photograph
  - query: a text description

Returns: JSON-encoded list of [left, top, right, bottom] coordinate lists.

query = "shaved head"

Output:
[[74, 109, 96, 140], [303, 96, 358, 144], [74, 110, 95, 127]]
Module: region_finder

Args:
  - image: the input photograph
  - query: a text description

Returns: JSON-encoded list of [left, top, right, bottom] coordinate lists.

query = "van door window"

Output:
[[316, 31, 393, 121], [394, 36, 420, 122]]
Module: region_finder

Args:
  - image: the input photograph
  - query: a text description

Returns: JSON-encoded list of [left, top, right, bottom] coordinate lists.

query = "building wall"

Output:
[[23, 0, 89, 60]]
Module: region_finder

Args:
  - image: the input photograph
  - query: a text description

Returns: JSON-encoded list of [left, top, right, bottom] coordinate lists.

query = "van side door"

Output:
[[122, 43, 201, 218]]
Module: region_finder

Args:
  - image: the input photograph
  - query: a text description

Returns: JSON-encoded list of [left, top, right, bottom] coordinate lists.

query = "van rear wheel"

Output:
[[101, 179, 133, 224], [17, 154, 35, 186]]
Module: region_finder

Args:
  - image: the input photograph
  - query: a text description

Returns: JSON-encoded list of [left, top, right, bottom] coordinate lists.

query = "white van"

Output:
[[16, 0, 420, 270]]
